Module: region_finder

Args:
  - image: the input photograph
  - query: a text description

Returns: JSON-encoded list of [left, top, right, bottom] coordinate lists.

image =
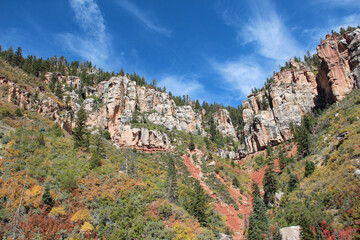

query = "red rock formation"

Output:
[[317, 29, 360, 102]]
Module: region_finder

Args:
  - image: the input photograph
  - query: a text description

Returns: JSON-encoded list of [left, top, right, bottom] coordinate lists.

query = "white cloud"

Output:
[[57, 0, 113, 68], [211, 57, 269, 98], [218, 0, 303, 63], [158, 75, 204, 99], [116, 0, 172, 37]]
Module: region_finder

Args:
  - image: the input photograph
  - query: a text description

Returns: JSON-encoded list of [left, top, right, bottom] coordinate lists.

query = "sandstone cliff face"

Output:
[[242, 28, 360, 153], [3, 75, 207, 151], [86, 76, 204, 149], [213, 109, 238, 140], [242, 60, 318, 152], [317, 29, 360, 103]]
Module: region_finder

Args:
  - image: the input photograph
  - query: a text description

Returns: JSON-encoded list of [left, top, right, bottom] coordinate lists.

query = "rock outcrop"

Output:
[[280, 226, 300, 240], [243, 28, 360, 153], [243, 60, 318, 152], [317, 29, 360, 103], [213, 109, 238, 140], [86, 76, 204, 149]]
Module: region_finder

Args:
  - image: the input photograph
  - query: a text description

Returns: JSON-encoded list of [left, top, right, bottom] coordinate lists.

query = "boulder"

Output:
[[280, 226, 300, 240]]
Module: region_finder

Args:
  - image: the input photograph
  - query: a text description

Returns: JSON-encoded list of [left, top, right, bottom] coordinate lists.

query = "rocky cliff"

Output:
[[317, 29, 360, 104], [2, 74, 209, 151], [242, 60, 318, 152], [242, 28, 360, 153], [213, 109, 238, 141], [84, 76, 204, 150]]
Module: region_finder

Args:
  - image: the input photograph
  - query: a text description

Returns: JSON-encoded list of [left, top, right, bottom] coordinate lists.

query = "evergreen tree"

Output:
[[209, 117, 217, 142], [73, 106, 89, 149], [42, 184, 54, 208], [14, 47, 23, 67], [186, 180, 209, 227], [266, 141, 273, 158], [304, 160, 315, 177], [248, 182, 269, 239], [263, 159, 277, 207], [90, 134, 104, 169], [167, 156, 178, 203], [55, 82, 63, 100], [252, 181, 261, 199], [189, 134, 195, 151], [252, 195, 269, 232], [287, 173, 299, 192], [247, 212, 262, 240], [119, 68, 125, 76], [49, 72, 58, 92], [299, 213, 315, 240], [5, 46, 14, 65]]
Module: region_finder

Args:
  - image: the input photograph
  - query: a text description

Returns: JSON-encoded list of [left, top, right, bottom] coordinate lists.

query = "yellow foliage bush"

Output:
[[49, 206, 66, 217], [174, 222, 197, 240], [24, 184, 43, 208], [71, 209, 91, 223], [80, 221, 94, 233]]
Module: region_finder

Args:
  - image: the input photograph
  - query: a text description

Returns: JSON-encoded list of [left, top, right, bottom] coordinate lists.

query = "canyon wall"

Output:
[[242, 29, 360, 152]]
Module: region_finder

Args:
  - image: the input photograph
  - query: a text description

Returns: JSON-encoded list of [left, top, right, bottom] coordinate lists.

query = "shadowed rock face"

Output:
[[242, 29, 360, 153]]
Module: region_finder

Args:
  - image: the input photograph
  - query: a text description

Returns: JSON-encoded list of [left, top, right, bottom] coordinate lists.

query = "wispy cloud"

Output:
[[57, 0, 113, 68], [213, 0, 299, 97], [218, 0, 303, 63], [211, 57, 269, 98], [158, 75, 204, 100], [116, 0, 172, 37]]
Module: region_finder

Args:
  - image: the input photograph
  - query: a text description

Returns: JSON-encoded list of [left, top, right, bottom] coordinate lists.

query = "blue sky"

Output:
[[0, 0, 359, 106]]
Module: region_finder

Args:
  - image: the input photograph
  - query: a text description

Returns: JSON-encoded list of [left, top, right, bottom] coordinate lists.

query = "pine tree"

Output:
[[167, 156, 178, 203], [252, 181, 261, 199], [42, 184, 54, 208], [5, 46, 14, 65], [90, 134, 103, 169], [49, 72, 58, 92], [119, 68, 125, 76], [209, 117, 217, 142], [55, 82, 63, 100], [304, 160, 315, 177], [189, 134, 195, 151], [14, 47, 23, 67], [248, 212, 262, 240], [287, 173, 299, 192], [266, 141, 273, 158], [248, 182, 269, 239], [252, 195, 269, 232], [186, 180, 209, 227], [73, 106, 89, 149], [263, 159, 277, 207]]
